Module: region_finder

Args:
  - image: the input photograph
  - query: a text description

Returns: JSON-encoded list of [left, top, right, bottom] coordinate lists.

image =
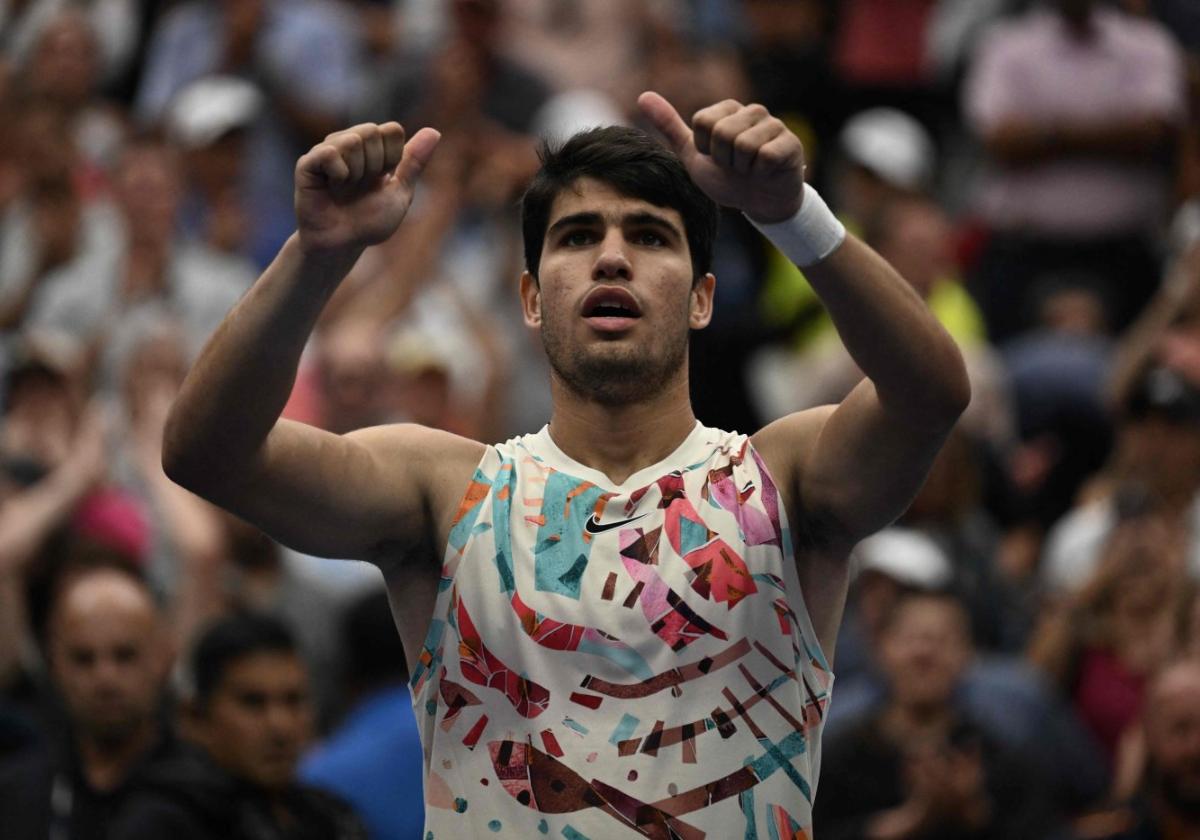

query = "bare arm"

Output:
[[163, 123, 483, 561], [0, 405, 106, 684], [640, 93, 970, 655], [982, 116, 1175, 167], [762, 235, 971, 542], [640, 92, 969, 541]]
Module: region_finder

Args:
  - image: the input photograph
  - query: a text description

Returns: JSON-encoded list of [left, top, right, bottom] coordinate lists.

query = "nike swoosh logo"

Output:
[[584, 512, 648, 534]]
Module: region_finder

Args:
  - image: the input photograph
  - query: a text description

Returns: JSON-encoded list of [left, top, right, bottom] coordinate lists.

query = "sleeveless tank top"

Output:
[[409, 422, 834, 839]]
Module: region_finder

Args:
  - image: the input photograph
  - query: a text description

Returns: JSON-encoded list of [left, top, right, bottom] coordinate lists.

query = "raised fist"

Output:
[[294, 122, 440, 256], [638, 92, 805, 224]]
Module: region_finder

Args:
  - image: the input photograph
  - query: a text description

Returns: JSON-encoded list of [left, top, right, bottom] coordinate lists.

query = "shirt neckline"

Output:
[[530, 420, 708, 493]]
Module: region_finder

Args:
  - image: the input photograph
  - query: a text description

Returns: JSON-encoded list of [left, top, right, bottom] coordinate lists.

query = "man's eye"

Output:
[[563, 230, 594, 246], [635, 231, 665, 246]]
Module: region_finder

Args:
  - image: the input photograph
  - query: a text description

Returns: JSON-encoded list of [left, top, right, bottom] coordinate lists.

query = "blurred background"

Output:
[[0, 0, 1198, 838]]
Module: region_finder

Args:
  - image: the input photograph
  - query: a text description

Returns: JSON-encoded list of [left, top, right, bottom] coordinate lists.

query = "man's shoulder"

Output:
[[113, 748, 234, 831], [290, 784, 371, 840]]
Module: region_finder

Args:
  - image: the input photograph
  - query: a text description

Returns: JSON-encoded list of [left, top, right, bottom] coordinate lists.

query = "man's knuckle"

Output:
[[734, 136, 759, 156]]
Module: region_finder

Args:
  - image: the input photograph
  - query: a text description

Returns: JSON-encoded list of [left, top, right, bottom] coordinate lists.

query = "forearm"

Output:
[[0, 458, 98, 569], [803, 235, 970, 426], [163, 235, 360, 490], [985, 117, 1173, 166], [0, 274, 42, 331]]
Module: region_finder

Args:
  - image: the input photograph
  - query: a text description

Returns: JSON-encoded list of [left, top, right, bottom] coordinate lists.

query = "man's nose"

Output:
[[593, 230, 631, 280]]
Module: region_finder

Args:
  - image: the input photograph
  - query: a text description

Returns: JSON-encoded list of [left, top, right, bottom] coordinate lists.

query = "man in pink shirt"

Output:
[[964, 0, 1186, 341]]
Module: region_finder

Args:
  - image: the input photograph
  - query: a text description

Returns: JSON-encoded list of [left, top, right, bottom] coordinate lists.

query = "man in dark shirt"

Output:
[[110, 612, 366, 840], [0, 565, 177, 840], [814, 590, 1058, 839], [1082, 660, 1200, 840]]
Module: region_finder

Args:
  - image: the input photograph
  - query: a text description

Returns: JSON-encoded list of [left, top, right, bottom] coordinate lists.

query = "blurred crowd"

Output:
[[0, 0, 1198, 838]]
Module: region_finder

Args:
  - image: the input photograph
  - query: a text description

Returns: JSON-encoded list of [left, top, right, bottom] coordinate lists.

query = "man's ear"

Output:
[[520, 271, 541, 327], [689, 273, 716, 329]]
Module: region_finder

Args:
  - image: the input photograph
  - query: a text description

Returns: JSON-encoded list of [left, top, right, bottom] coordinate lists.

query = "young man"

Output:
[[0, 566, 177, 840], [163, 92, 970, 837], [108, 613, 366, 839]]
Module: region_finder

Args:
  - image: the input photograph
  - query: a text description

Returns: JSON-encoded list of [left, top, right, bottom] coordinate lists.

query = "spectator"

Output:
[[1079, 660, 1200, 838], [135, 0, 366, 266], [815, 590, 1059, 839], [1040, 248, 1200, 592], [1030, 523, 1190, 769], [26, 135, 254, 357], [995, 277, 1115, 584], [964, 0, 1187, 340], [164, 74, 263, 258], [2, 0, 142, 94], [830, 529, 1106, 814], [15, 5, 128, 175], [1041, 367, 1200, 594], [832, 527, 955, 692], [299, 590, 424, 840], [0, 101, 122, 337], [372, 0, 550, 137], [756, 196, 1010, 450], [110, 613, 366, 839], [0, 565, 177, 840]]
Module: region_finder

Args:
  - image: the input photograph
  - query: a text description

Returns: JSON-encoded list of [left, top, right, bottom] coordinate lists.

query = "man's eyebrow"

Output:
[[624, 212, 682, 239], [546, 210, 682, 239], [546, 212, 603, 237]]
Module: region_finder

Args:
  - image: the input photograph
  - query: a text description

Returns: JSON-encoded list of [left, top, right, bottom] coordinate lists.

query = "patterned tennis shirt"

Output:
[[409, 422, 834, 839]]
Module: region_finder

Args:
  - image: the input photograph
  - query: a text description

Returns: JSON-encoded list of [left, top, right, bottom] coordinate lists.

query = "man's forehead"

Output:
[[54, 573, 158, 631], [221, 652, 306, 687], [546, 177, 683, 228]]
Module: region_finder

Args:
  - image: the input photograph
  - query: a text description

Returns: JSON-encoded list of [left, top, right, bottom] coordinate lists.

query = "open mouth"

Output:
[[582, 287, 641, 331]]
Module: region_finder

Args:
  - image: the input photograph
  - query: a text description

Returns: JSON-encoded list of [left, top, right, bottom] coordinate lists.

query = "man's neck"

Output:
[[547, 375, 698, 486], [76, 718, 158, 792]]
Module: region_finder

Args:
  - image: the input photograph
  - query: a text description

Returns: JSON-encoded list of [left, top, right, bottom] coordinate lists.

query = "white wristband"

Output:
[[745, 186, 846, 268]]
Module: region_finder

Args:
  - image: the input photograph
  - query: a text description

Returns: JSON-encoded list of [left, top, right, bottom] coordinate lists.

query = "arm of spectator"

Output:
[[0, 191, 82, 331], [446, 282, 512, 443], [981, 116, 1176, 167], [1108, 244, 1200, 407], [129, 377, 229, 649], [0, 403, 106, 685], [0, 402, 106, 570]]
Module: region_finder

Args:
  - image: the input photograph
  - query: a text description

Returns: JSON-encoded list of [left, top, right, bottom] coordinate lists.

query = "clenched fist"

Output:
[[638, 92, 805, 224], [294, 122, 441, 256]]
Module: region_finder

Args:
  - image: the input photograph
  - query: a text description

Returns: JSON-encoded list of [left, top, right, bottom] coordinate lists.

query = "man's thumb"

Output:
[[637, 91, 692, 154], [394, 127, 442, 187]]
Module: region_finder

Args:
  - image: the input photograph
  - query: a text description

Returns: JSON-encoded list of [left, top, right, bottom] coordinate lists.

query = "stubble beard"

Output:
[[541, 316, 690, 407]]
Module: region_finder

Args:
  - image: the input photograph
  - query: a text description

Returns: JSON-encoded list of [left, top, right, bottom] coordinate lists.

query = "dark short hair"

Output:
[[190, 613, 298, 710], [520, 125, 719, 282]]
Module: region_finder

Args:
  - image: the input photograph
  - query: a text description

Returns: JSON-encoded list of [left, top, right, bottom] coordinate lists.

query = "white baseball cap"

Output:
[[839, 108, 935, 191], [854, 527, 953, 589], [167, 75, 263, 149]]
